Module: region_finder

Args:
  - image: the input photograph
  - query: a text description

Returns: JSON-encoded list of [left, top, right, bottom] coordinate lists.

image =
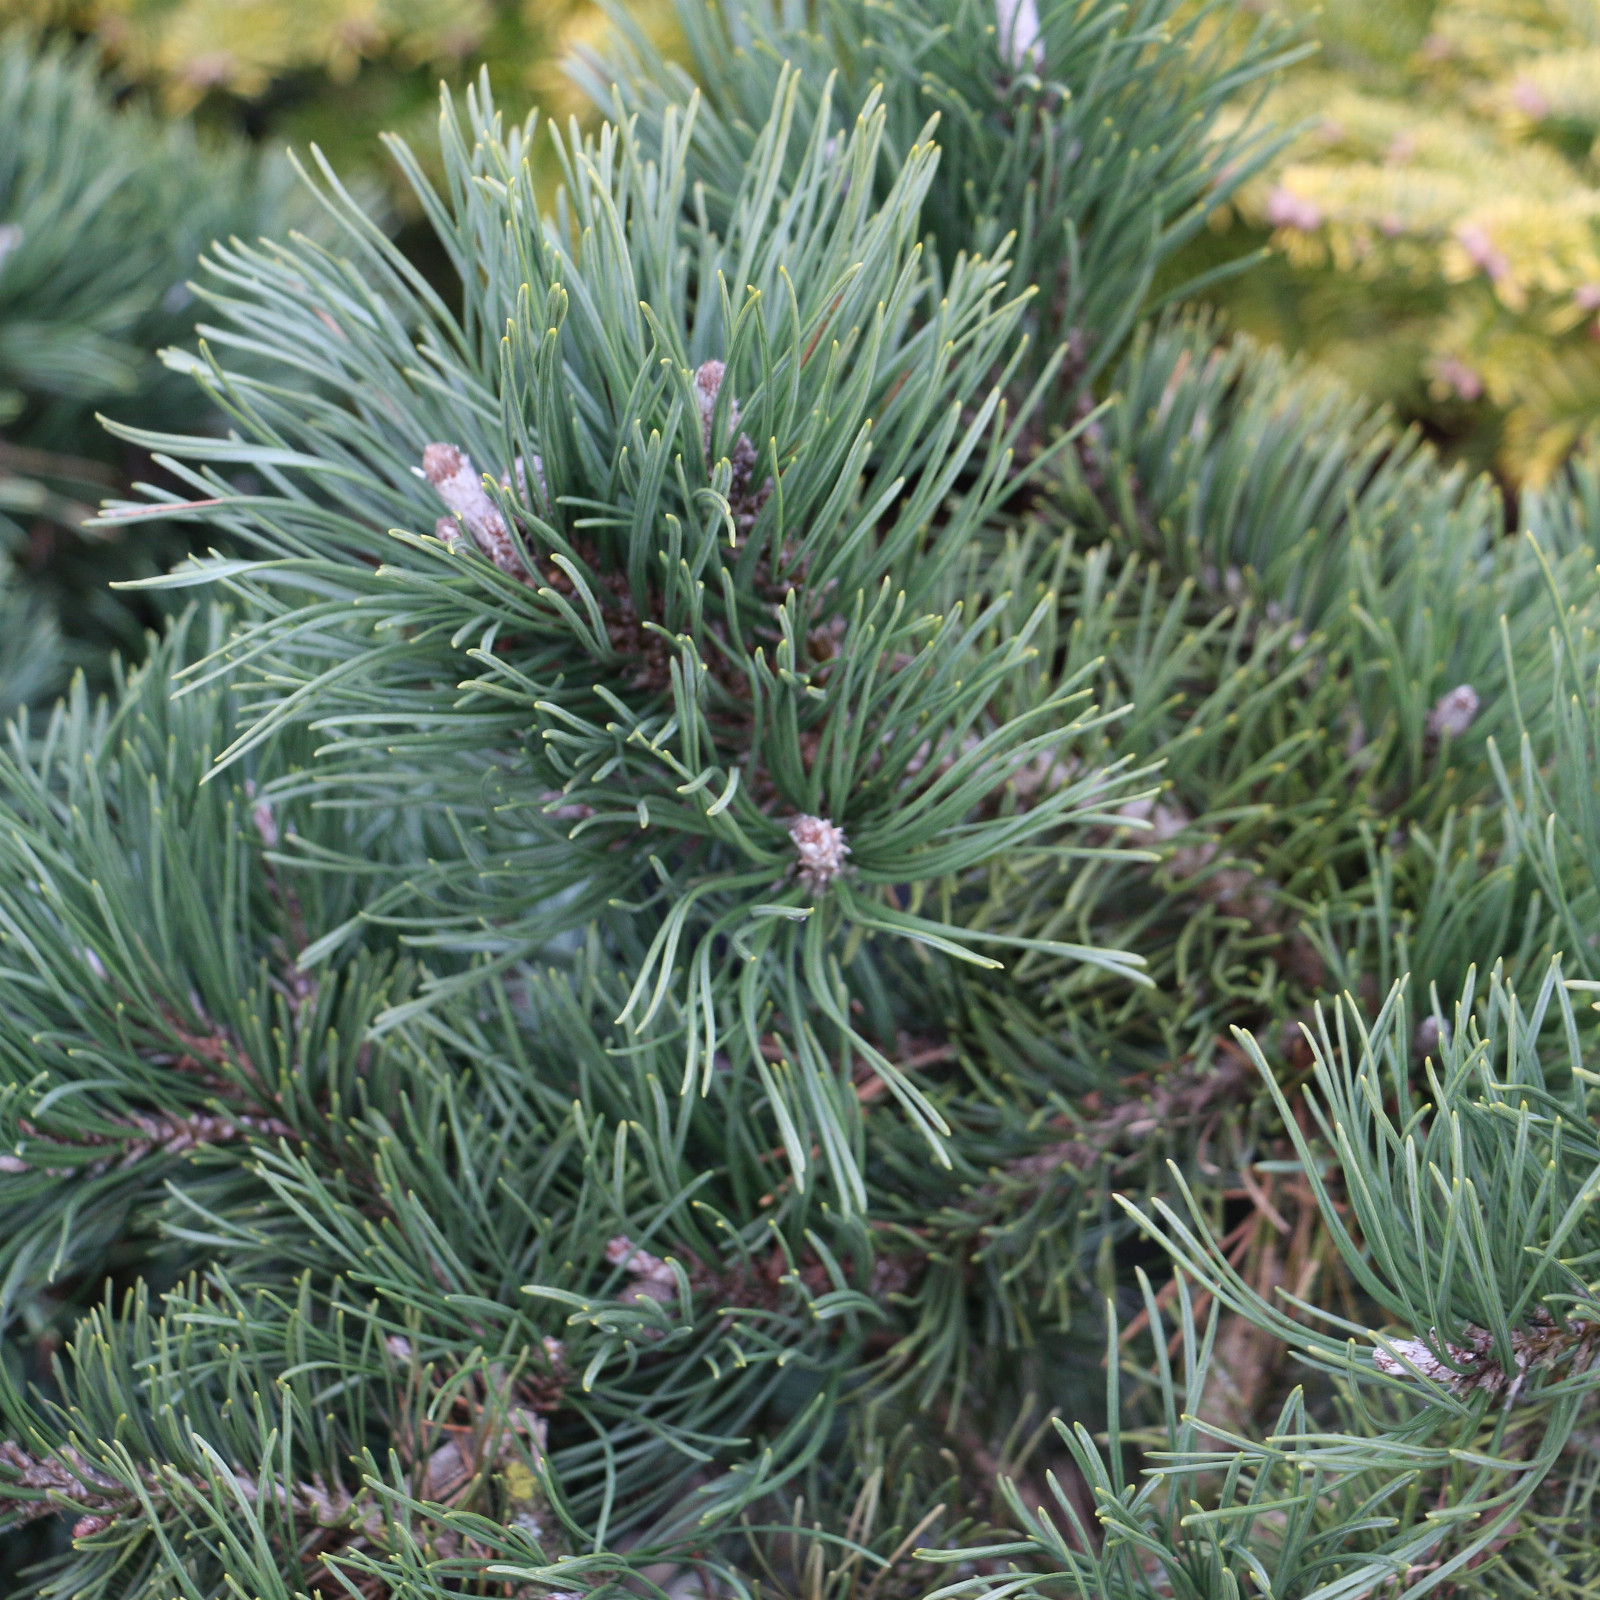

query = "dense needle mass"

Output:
[[2, 2, 1600, 1597]]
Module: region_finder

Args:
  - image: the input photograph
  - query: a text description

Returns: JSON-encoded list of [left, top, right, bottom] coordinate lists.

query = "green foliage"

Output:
[[0, 28, 290, 694], [119, 68, 1161, 1210], [5, 1, 1600, 1598], [581, 0, 1299, 403]]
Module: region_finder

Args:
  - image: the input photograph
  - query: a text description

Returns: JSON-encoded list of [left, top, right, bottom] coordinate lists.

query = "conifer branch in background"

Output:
[[1203, 0, 1600, 485], [0, 28, 290, 703]]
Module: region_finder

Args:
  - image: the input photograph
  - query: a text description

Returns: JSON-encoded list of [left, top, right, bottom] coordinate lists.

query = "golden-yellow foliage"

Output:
[[1209, 0, 1600, 484], [18, 0, 573, 101]]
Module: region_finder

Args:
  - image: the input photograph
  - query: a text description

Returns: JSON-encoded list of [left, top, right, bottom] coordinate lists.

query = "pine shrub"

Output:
[[4, 1, 1600, 1597]]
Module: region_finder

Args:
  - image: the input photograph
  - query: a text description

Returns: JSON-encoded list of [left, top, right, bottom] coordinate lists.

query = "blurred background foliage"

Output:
[[1193, 0, 1600, 488], [0, 28, 294, 703], [10, 0, 675, 209]]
